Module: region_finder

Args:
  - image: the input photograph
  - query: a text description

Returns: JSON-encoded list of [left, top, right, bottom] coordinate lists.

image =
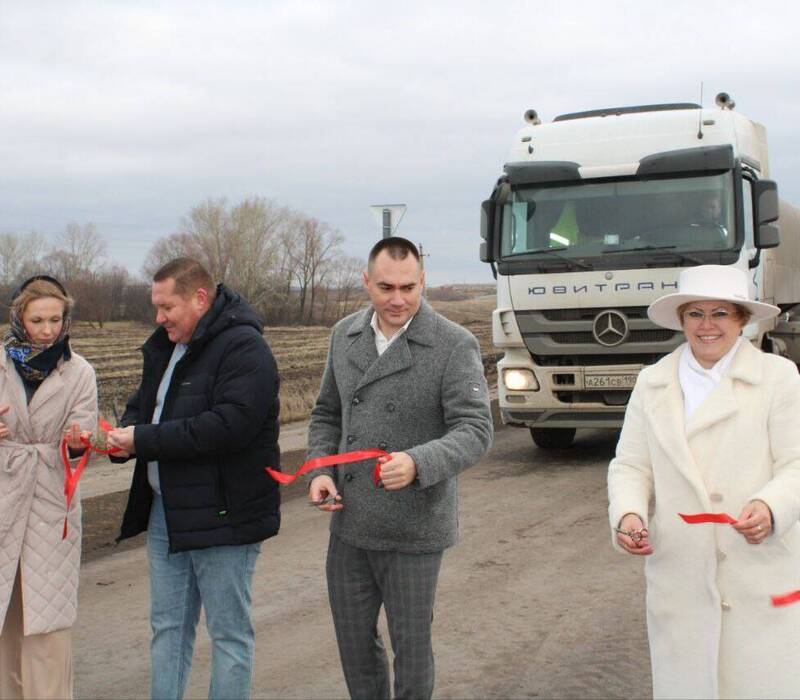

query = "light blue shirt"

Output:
[[148, 343, 188, 494]]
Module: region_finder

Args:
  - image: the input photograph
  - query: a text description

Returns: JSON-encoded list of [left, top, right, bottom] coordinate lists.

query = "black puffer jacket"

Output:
[[117, 285, 280, 552]]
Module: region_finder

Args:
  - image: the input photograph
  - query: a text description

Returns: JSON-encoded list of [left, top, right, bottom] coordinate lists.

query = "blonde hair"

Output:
[[11, 279, 73, 319]]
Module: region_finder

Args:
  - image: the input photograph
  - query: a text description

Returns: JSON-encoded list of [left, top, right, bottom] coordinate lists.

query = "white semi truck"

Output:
[[480, 93, 800, 448]]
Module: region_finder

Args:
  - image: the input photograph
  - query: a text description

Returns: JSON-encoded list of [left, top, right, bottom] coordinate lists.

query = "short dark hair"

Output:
[[367, 237, 420, 270], [153, 257, 216, 300]]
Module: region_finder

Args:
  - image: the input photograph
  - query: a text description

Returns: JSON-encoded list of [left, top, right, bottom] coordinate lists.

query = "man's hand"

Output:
[[309, 475, 343, 511], [106, 426, 135, 457], [378, 452, 417, 491], [0, 405, 10, 440]]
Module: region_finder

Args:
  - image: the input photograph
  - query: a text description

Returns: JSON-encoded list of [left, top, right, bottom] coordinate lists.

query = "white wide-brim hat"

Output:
[[647, 265, 780, 331]]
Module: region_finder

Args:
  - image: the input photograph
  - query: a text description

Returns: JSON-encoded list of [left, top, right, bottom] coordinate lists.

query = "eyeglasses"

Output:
[[682, 309, 737, 323]]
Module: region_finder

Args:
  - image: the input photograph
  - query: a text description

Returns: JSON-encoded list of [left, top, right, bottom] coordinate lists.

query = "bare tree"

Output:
[[143, 197, 354, 326], [142, 232, 201, 278], [291, 218, 344, 323], [69, 266, 132, 328], [0, 231, 46, 285], [227, 197, 292, 307], [146, 198, 293, 305], [42, 222, 107, 280], [176, 197, 232, 284], [326, 255, 366, 321]]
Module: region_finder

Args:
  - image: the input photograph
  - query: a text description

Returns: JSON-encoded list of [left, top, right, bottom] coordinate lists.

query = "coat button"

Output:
[[345, 473, 354, 482], [721, 601, 731, 611], [347, 435, 356, 444], [352, 396, 361, 406], [386, 402, 396, 413], [716, 549, 727, 562], [378, 441, 388, 450], [709, 492, 723, 503]]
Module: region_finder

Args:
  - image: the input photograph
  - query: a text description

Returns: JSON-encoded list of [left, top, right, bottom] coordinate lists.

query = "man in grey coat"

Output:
[[308, 236, 493, 700]]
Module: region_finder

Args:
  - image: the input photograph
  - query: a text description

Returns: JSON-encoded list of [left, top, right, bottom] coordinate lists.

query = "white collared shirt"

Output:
[[679, 337, 743, 424], [370, 312, 414, 356]]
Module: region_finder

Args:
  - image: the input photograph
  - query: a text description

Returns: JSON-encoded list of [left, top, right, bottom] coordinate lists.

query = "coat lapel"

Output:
[[27, 370, 65, 420], [354, 337, 414, 392], [644, 349, 709, 501], [345, 308, 378, 375], [685, 340, 761, 441], [346, 300, 437, 393], [684, 379, 737, 440], [0, 351, 31, 429]]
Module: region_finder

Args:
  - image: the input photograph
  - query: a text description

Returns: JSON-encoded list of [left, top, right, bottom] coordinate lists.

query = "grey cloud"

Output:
[[1, 0, 799, 284]]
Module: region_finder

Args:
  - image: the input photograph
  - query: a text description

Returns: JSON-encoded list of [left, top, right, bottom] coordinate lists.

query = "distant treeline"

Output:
[[0, 197, 366, 327]]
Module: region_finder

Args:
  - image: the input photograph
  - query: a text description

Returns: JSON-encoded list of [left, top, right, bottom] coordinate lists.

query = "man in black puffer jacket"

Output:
[[107, 257, 279, 700]]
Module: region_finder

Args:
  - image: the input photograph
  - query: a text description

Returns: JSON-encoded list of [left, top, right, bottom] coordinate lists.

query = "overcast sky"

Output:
[[2, 1, 799, 285]]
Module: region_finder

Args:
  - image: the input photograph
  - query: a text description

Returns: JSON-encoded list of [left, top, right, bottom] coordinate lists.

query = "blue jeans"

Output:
[[147, 495, 261, 700]]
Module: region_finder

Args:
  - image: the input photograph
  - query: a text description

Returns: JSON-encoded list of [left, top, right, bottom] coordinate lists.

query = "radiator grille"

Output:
[[549, 328, 676, 345]]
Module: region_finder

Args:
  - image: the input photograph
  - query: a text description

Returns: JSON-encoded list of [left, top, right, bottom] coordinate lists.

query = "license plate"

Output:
[[584, 373, 638, 389]]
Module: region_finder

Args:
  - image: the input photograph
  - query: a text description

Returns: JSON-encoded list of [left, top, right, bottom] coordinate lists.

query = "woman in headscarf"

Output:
[[607, 264, 800, 699], [0, 276, 98, 700]]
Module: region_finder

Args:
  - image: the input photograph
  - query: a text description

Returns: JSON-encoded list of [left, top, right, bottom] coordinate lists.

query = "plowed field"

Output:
[[64, 296, 497, 424]]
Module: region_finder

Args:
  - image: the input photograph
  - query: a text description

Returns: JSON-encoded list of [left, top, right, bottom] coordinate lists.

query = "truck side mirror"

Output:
[[753, 179, 779, 224], [755, 223, 780, 249], [753, 180, 780, 249], [480, 199, 496, 263]]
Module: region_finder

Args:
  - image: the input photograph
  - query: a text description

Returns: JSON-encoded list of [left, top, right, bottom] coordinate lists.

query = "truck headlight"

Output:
[[503, 369, 539, 391]]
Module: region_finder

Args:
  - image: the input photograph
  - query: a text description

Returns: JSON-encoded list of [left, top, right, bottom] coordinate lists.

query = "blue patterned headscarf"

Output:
[[4, 276, 72, 382]]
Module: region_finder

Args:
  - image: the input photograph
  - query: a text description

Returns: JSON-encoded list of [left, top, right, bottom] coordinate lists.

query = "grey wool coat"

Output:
[[307, 299, 493, 553]]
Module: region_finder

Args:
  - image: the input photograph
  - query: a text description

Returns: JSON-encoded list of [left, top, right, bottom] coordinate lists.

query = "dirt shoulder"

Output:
[[74, 427, 650, 699]]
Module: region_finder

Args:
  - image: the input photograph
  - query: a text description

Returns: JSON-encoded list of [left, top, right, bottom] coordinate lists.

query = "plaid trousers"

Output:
[[326, 534, 443, 700]]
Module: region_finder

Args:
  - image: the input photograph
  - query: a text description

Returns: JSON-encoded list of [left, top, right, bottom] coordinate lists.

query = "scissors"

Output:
[[615, 527, 648, 544], [309, 496, 342, 507]]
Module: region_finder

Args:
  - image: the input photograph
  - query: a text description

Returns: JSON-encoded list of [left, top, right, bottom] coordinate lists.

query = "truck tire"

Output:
[[530, 427, 576, 449]]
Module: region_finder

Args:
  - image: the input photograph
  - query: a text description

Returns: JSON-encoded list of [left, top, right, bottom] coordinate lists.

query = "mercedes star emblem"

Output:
[[592, 310, 629, 347]]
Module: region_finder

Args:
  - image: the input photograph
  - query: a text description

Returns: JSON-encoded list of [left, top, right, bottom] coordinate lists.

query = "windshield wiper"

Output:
[[514, 246, 592, 270], [602, 244, 677, 254], [602, 244, 704, 265]]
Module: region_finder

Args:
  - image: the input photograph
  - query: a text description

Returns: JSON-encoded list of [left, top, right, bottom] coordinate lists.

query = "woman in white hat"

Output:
[[607, 265, 800, 699]]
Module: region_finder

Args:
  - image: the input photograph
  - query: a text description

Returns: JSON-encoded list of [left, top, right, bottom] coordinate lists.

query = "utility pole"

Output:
[[418, 242, 429, 270], [419, 242, 429, 297]]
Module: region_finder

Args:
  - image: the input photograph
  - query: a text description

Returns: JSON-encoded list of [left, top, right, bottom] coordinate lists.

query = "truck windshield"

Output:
[[500, 172, 735, 260]]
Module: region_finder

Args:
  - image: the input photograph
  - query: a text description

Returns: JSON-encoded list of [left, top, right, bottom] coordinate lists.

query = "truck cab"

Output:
[[481, 97, 800, 448]]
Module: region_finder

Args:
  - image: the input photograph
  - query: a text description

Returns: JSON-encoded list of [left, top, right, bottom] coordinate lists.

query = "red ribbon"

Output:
[[60, 419, 121, 539], [265, 449, 390, 486], [678, 512, 738, 525], [771, 590, 800, 607], [680, 513, 800, 609]]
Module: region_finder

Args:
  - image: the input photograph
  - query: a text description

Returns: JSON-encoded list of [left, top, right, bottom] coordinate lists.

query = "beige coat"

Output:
[[608, 341, 800, 699], [0, 348, 97, 635]]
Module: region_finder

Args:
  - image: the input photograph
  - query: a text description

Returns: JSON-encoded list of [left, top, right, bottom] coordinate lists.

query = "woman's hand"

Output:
[[63, 422, 91, 451], [732, 499, 773, 545], [616, 513, 654, 555], [0, 405, 10, 440]]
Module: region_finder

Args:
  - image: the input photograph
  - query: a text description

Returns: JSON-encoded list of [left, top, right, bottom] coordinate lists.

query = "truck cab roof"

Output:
[[510, 105, 769, 178]]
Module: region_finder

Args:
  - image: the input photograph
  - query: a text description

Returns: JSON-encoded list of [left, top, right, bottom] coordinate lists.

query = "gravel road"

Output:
[[73, 426, 652, 699]]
